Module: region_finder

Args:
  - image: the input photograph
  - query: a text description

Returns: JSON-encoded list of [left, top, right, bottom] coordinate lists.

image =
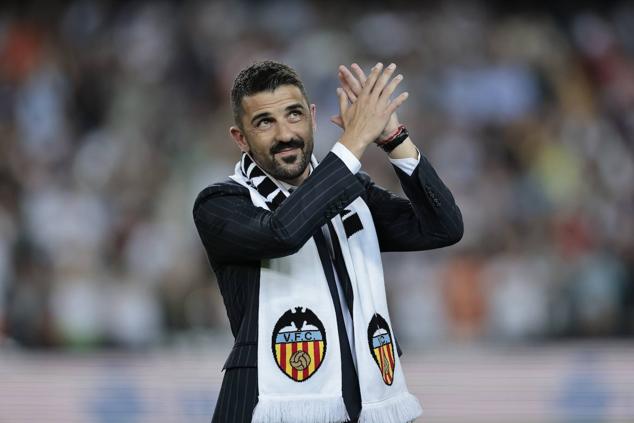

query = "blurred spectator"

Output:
[[0, 0, 632, 348]]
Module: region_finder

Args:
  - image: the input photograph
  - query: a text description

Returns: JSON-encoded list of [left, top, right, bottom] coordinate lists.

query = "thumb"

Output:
[[330, 115, 344, 128]]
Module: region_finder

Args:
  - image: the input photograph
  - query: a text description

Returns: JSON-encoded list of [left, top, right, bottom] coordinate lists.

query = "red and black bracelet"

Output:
[[375, 124, 409, 153]]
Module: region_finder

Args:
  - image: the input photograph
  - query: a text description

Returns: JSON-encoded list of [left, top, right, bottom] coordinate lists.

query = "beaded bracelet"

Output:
[[375, 125, 409, 153]]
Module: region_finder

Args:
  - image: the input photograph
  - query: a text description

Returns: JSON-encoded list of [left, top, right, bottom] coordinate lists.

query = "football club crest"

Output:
[[367, 313, 395, 385], [271, 307, 326, 382]]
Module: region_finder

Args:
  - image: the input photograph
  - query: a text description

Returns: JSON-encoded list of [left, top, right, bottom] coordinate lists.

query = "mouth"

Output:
[[274, 147, 300, 157]]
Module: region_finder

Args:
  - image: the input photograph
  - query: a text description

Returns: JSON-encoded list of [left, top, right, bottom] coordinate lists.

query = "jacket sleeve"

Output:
[[359, 153, 463, 252], [193, 152, 365, 264]]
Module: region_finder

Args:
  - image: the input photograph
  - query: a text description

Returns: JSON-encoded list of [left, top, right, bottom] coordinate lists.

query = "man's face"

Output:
[[230, 85, 315, 184]]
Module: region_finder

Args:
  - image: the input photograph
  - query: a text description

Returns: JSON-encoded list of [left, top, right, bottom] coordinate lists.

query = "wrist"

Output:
[[388, 139, 418, 160], [339, 134, 368, 160], [376, 125, 408, 153], [379, 117, 401, 141], [378, 125, 401, 143]]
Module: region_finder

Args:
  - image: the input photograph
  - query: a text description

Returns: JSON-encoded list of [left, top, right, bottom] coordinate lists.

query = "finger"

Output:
[[386, 91, 409, 115], [338, 73, 359, 100], [372, 63, 397, 99], [330, 115, 344, 128], [380, 73, 404, 103], [337, 87, 348, 115], [338, 74, 357, 102], [343, 85, 357, 102], [351, 63, 367, 85], [339, 65, 363, 96], [362, 62, 383, 95]]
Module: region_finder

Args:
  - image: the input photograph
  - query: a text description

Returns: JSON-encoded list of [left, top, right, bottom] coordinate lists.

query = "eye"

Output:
[[257, 118, 272, 129], [288, 110, 303, 121]]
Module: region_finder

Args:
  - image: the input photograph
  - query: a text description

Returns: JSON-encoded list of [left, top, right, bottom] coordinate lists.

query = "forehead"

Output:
[[241, 85, 308, 118]]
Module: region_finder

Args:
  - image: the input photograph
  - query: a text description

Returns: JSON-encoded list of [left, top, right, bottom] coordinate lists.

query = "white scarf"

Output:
[[229, 153, 422, 423]]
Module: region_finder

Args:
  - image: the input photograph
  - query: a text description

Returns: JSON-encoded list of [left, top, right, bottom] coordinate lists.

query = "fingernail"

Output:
[[336, 88, 342, 94], [396, 74, 403, 79], [388, 63, 396, 69]]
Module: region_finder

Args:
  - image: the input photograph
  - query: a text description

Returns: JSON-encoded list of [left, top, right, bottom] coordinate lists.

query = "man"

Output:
[[193, 60, 463, 423]]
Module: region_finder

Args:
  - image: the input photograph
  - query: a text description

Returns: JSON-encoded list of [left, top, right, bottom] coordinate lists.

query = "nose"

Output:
[[275, 120, 295, 142]]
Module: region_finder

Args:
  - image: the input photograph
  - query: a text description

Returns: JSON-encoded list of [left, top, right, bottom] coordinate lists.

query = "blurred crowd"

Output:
[[0, 0, 632, 349]]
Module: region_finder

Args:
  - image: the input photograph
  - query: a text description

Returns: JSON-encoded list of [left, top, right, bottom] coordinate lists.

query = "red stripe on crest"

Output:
[[291, 342, 298, 380], [387, 342, 395, 369], [302, 341, 309, 379], [313, 341, 320, 369], [279, 342, 286, 373]]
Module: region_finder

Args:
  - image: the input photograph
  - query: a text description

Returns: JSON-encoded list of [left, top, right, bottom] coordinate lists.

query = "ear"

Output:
[[230, 126, 249, 152], [310, 103, 317, 131]]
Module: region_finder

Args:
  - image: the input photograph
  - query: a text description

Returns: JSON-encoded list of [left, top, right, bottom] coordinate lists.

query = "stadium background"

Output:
[[0, 0, 633, 422]]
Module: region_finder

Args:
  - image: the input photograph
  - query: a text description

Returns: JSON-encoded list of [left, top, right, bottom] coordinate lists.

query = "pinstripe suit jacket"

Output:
[[193, 151, 463, 422]]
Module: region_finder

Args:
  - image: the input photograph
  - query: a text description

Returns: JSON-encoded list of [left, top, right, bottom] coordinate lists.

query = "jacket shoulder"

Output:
[[193, 178, 248, 213]]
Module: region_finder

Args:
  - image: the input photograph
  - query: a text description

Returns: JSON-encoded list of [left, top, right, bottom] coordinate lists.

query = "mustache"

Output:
[[270, 139, 305, 155]]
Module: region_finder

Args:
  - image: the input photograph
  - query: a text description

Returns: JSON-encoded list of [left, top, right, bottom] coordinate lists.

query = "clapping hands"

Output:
[[334, 63, 408, 158]]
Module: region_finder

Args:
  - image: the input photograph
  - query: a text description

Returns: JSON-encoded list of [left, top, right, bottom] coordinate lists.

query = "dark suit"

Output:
[[193, 151, 463, 422]]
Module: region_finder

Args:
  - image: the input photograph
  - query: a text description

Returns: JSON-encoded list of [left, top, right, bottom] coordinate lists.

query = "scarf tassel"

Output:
[[252, 395, 349, 423], [359, 392, 423, 423]]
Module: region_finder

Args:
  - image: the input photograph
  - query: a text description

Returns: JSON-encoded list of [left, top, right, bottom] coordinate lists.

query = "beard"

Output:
[[248, 135, 314, 182]]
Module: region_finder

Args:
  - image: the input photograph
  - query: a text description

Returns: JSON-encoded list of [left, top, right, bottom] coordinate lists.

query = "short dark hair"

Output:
[[231, 61, 308, 128]]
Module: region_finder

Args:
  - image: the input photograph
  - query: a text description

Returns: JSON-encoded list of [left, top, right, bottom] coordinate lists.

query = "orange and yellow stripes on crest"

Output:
[[373, 343, 395, 385], [275, 340, 325, 381]]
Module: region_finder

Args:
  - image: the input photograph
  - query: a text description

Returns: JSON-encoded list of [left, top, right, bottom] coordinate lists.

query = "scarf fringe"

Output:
[[359, 392, 423, 423], [252, 395, 349, 423]]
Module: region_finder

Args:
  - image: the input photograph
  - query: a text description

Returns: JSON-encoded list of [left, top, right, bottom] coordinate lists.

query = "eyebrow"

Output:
[[250, 103, 306, 126]]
